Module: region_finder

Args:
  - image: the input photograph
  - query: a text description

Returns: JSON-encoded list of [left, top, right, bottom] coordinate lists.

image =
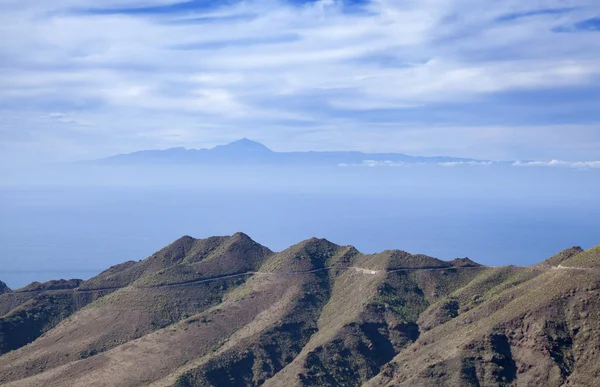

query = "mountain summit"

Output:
[[212, 138, 273, 154]]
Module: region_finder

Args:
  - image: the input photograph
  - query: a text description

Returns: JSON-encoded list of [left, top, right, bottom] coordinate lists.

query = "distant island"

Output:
[[89, 138, 489, 166]]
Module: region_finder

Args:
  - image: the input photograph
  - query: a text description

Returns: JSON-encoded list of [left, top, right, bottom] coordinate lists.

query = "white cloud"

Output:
[[338, 160, 494, 167], [340, 159, 600, 169], [1, 0, 600, 162], [512, 160, 600, 169]]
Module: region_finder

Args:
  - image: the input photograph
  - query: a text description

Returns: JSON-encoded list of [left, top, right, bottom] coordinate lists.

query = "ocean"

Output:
[[1, 165, 599, 289]]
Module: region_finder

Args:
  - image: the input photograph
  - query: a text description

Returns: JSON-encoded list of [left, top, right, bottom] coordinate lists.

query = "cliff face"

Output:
[[368, 248, 600, 387], [0, 238, 598, 387]]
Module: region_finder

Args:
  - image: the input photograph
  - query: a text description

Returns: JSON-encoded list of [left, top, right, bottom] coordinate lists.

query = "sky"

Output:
[[1, 0, 600, 163]]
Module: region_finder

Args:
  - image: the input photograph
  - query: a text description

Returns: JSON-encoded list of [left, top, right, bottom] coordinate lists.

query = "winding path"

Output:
[[5, 265, 484, 295]]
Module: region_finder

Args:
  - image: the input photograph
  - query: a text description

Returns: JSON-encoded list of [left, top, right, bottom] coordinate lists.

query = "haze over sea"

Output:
[[2, 0, 600, 290], [2, 163, 599, 289]]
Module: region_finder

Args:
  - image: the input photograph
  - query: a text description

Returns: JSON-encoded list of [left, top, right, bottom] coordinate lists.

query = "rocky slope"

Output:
[[0, 234, 598, 387], [0, 281, 10, 295]]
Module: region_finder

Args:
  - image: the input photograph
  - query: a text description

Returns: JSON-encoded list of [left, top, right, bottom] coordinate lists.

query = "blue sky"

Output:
[[1, 0, 600, 163]]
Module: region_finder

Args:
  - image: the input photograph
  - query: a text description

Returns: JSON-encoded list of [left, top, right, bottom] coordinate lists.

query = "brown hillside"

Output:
[[536, 246, 585, 268], [0, 233, 272, 383], [1, 236, 599, 387], [0, 278, 107, 355], [259, 238, 345, 273], [562, 245, 600, 268]]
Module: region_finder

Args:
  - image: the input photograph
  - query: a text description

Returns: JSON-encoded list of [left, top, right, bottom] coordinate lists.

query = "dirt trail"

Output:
[[6, 265, 484, 296], [553, 265, 596, 271]]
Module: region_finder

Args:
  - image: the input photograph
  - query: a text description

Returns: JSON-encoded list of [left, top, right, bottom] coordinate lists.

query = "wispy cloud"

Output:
[[341, 159, 600, 168], [495, 7, 577, 22], [339, 160, 494, 167], [513, 160, 600, 169], [1, 0, 600, 162]]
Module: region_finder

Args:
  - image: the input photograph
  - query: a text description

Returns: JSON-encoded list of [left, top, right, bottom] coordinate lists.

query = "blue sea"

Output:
[[1, 164, 599, 289]]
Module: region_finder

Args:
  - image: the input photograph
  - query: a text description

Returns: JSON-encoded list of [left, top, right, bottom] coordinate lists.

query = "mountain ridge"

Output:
[[0, 236, 599, 387], [90, 138, 487, 166]]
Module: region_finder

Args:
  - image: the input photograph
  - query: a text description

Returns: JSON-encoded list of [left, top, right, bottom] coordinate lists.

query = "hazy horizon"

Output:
[[1, 0, 599, 289], [2, 162, 599, 289]]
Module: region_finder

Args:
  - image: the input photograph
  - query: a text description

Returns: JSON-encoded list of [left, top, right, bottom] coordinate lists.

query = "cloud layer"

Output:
[[1, 0, 600, 162], [513, 160, 600, 168], [340, 159, 600, 168]]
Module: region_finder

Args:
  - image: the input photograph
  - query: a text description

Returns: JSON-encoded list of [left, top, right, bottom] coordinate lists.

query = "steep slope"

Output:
[[263, 250, 485, 387], [0, 279, 104, 355], [0, 233, 272, 384], [1, 238, 340, 387], [77, 233, 265, 290], [169, 239, 344, 386], [0, 234, 225, 357], [367, 247, 600, 387], [1, 237, 599, 387]]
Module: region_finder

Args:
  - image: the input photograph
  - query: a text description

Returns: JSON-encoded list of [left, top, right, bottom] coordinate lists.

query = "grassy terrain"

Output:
[[562, 244, 600, 268]]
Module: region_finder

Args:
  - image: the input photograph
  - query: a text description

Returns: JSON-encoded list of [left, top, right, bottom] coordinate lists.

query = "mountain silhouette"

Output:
[[92, 139, 484, 166]]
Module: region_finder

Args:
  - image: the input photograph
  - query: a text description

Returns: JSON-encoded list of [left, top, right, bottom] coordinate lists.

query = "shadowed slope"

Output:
[[366, 246, 600, 387], [0, 279, 100, 355], [0, 281, 11, 295], [167, 239, 355, 386], [1, 237, 599, 387], [4, 275, 303, 387], [2, 238, 338, 387], [263, 251, 486, 387], [0, 233, 272, 383]]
